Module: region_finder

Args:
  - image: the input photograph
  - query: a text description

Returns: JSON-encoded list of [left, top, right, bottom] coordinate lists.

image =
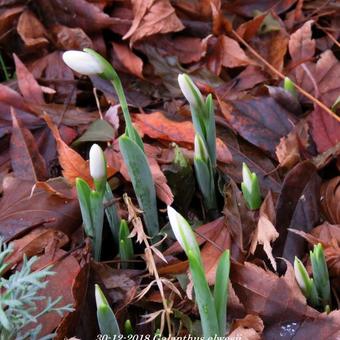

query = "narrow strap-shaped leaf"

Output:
[[90, 191, 104, 261], [205, 94, 216, 167], [194, 158, 217, 211], [188, 251, 220, 337], [119, 135, 159, 237], [213, 250, 230, 336], [104, 183, 121, 249], [119, 219, 134, 269], [75, 178, 93, 238]]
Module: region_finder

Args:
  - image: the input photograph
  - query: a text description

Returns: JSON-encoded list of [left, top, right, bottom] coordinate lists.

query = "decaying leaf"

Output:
[[250, 191, 279, 270], [321, 177, 340, 225]]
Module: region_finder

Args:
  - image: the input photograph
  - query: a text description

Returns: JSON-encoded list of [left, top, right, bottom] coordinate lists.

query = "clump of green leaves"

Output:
[[0, 239, 73, 339], [167, 206, 230, 337], [294, 243, 331, 312], [178, 74, 217, 212], [119, 219, 134, 269], [241, 162, 261, 210]]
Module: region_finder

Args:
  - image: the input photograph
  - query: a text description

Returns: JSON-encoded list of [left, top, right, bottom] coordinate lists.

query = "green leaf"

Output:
[[72, 120, 115, 146], [214, 250, 230, 336], [188, 251, 220, 337], [119, 134, 159, 237], [204, 94, 216, 167], [119, 219, 134, 269], [104, 183, 121, 249], [75, 178, 93, 237], [95, 284, 121, 336], [194, 158, 217, 211], [90, 190, 104, 261]]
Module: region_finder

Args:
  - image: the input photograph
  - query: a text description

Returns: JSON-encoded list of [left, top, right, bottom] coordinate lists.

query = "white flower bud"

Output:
[[89, 144, 106, 180], [167, 206, 200, 259], [294, 257, 310, 294], [62, 50, 104, 75], [178, 74, 204, 108]]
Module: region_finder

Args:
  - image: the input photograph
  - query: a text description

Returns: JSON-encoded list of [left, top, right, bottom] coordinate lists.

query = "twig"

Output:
[[231, 29, 340, 122]]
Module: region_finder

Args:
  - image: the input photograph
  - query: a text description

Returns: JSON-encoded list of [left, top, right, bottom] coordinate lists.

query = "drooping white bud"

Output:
[[178, 74, 204, 108], [89, 144, 106, 180], [63, 50, 104, 75], [294, 257, 310, 294]]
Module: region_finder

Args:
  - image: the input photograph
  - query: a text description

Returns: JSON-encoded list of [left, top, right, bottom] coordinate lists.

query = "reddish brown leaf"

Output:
[[274, 161, 321, 265], [250, 191, 279, 270], [275, 120, 309, 170], [133, 112, 232, 163], [230, 261, 318, 325], [220, 35, 255, 68], [17, 10, 49, 48], [13, 54, 45, 105], [229, 314, 264, 339], [5, 228, 69, 271], [51, 24, 93, 50], [32, 251, 81, 337], [112, 41, 144, 78], [321, 177, 340, 225], [10, 108, 48, 182], [0, 177, 80, 241], [0, 7, 24, 37], [309, 106, 340, 153], [123, 0, 184, 44], [219, 96, 296, 158]]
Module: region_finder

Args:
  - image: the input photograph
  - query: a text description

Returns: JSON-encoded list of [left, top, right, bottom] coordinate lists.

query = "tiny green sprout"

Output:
[[167, 206, 230, 337], [95, 284, 121, 336], [124, 319, 134, 335], [331, 95, 340, 112], [294, 244, 331, 312], [283, 77, 297, 97], [241, 162, 261, 210], [310, 243, 331, 310], [119, 219, 134, 269], [294, 257, 318, 307]]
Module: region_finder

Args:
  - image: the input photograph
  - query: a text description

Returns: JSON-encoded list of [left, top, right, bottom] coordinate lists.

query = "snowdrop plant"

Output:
[[167, 206, 230, 337], [95, 284, 121, 336], [178, 74, 217, 211], [76, 143, 106, 260], [119, 219, 134, 269], [294, 243, 331, 312], [241, 162, 261, 210], [63, 49, 159, 237]]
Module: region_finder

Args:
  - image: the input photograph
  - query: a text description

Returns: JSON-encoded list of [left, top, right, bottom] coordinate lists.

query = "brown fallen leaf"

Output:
[[250, 191, 279, 271], [321, 177, 340, 225], [133, 112, 232, 163], [112, 41, 144, 78], [229, 314, 264, 339], [219, 96, 296, 158], [123, 0, 184, 44], [5, 227, 69, 271], [13, 53, 45, 105], [17, 9, 49, 49], [10, 108, 48, 182], [275, 120, 309, 170], [0, 177, 80, 241], [230, 260, 318, 325], [221, 35, 255, 68]]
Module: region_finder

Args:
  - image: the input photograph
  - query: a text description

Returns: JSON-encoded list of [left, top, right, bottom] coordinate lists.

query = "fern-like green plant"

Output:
[[0, 239, 73, 340]]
